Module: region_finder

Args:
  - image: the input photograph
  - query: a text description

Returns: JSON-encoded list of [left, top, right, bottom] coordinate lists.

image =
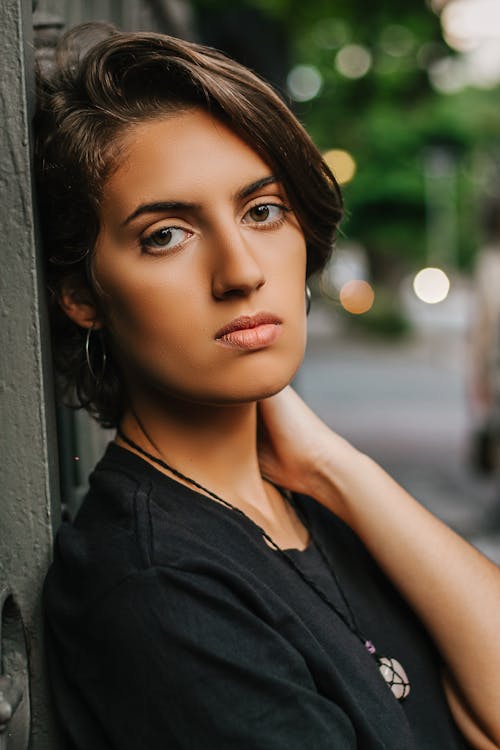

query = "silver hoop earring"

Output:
[[85, 326, 107, 383], [306, 284, 312, 316]]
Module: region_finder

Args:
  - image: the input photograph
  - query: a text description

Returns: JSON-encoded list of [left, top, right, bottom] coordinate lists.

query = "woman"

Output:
[[37, 23, 500, 750]]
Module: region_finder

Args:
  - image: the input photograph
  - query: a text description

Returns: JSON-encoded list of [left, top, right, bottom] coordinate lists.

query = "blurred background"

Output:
[[38, 0, 500, 561]]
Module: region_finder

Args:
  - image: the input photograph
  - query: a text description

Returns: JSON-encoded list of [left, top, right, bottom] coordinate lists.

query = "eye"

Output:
[[243, 202, 289, 227], [140, 226, 191, 254]]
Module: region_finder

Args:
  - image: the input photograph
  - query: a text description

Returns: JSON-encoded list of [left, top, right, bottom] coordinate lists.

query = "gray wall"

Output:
[[1, 0, 61, 745], [0, 2, 193, 747]]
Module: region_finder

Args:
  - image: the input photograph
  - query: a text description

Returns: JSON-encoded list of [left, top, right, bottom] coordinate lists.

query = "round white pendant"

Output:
[[378, 656, 411, 700]]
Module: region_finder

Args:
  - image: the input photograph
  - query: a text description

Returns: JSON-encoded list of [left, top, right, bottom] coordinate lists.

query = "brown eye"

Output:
[[243, 203, 288, 226], [149, 228, 174, 247], [249, 204, 270, 222], [140, 226, 191, 253]]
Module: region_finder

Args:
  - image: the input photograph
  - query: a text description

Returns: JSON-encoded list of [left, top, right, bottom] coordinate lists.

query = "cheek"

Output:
[[106, 281, 203, 351], [100, 278, 209, 391], [269, 234, 307, 297], [94, 242, 200, 326]]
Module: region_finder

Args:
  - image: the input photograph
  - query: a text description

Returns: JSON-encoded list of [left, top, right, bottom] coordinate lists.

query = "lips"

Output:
[[214, 312, 283, 349], [215, 312, 282, 339]]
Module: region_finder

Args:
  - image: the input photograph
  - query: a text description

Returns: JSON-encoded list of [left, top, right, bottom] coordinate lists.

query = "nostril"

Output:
[[212, 267, 265, 300], [214, 284, 261, 301]]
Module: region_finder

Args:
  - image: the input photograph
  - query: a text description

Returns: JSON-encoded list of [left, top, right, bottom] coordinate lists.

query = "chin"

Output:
[[136, 337, 306, 408], [196, 361, 302, 406]]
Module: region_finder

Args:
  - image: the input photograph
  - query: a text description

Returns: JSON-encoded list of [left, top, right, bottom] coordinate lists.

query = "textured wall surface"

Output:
[[0, 2, 194, 746], [0, 0, 62, 746]]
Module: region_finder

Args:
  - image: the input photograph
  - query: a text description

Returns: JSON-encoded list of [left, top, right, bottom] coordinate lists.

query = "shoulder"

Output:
[[44, 442, 277, 624], [44, 444, 180, 620]]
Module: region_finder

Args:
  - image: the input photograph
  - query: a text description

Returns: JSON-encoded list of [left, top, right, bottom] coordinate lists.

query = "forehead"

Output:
[[104, 109, 271, 208]]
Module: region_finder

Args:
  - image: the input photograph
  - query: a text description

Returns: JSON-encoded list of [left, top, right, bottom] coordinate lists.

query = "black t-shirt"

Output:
[[44, 443, 469, 749]]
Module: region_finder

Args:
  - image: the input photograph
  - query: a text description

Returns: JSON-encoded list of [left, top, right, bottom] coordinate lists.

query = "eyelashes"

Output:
[[242, 202, 290, 228], [139, 200, 292, 256], [140, 226, 192, 252]]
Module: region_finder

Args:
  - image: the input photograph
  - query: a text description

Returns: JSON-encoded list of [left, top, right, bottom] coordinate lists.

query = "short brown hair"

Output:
[[35, 23, 343, 427]]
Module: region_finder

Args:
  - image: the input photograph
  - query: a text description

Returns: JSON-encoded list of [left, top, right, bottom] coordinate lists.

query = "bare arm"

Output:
[[258, 387, 500, 749]]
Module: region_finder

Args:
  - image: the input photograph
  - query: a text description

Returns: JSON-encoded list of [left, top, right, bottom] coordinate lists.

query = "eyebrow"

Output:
[[237, 175, 278, 200], [121, 175, 279, 227], [122, 200, 198, 227]]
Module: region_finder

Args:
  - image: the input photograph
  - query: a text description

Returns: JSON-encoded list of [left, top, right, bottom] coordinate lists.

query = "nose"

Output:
[[210, 223, 266, 300]]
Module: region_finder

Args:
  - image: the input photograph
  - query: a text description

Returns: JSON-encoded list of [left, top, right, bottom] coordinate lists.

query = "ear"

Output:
[[58, 280, 103, 331]]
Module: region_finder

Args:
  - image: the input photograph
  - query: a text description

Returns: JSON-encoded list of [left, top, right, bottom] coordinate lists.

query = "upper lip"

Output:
[[215, 312, 282, 339]]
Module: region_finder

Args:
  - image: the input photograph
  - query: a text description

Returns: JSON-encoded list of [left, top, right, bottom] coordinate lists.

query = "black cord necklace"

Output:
[[116, 427, 411, 701]]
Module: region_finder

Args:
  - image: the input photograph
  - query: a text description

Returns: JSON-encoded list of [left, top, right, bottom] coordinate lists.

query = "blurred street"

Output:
[[299, 302, 500, 565]]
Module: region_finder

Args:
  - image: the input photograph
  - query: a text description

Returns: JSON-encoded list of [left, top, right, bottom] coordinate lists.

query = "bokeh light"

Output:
[[441, 0, 500, 52], [340, 280, 375, 314], [413, 267, 450, 304], [323, 149, 357, 184], [312, 18, 350, 50], [287, 65, 323, 101], [335, 44, 373, 79], [428, 56, 467, 93], [430, 0, 449, 11], [436, 0, 500, 88], [379, 25, 416, 57]]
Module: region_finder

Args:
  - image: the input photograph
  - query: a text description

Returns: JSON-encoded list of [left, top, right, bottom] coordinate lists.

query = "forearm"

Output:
[[312, 445, 500, 746]]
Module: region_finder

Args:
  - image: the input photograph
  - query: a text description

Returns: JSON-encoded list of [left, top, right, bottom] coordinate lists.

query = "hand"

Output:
[[257, 386, 360, 517]]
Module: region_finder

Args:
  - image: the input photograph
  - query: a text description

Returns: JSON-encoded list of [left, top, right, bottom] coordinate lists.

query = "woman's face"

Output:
[[92, 109, 307, 407]]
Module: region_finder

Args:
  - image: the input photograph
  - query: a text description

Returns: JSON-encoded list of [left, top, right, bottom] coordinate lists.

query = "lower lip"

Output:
[[216, 323, 283, 350]]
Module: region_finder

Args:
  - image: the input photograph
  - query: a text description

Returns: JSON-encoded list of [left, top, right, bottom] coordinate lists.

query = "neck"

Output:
[[119, 394, 265, 507]]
